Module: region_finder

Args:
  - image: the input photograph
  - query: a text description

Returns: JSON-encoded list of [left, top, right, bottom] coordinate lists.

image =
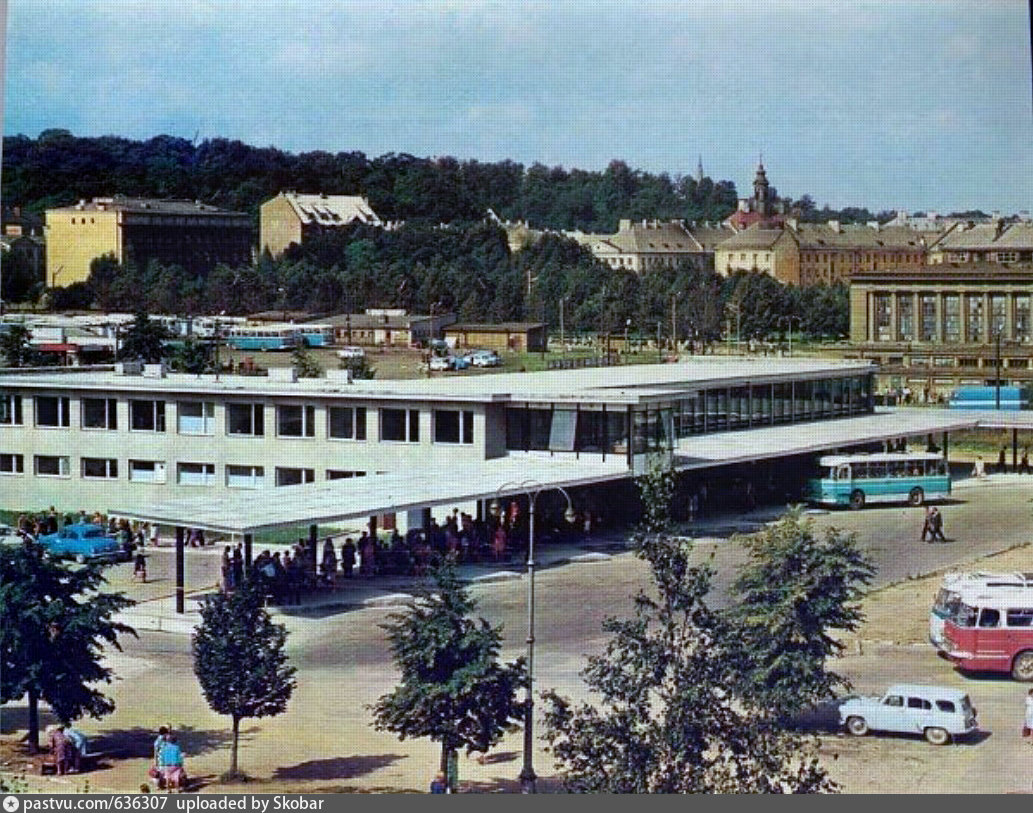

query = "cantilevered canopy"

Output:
[[110, 455, 630, 535]]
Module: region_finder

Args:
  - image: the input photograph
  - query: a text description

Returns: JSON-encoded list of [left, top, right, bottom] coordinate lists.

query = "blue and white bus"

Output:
[[225, 325, 301, 351], [807, 452, 950, 509], [297, 324, 335, 348]]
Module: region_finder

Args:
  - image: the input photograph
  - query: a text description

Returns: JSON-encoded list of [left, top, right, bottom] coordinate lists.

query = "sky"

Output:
[[3, 0, 1032, 214]]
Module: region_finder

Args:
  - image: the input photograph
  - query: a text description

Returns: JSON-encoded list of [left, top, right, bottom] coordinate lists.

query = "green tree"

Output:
[[338, 355, 376, 379], [725, 509, 875, 721], [542, 463, 834, 793], [169, 337, 211, 374], [0, 545, 135, 752], [0, 323, 42, 367], [370, 563, 527, 792], [117, 312, 170, 363], [192, 581, 296, 780], [290, 345, 324, 378]]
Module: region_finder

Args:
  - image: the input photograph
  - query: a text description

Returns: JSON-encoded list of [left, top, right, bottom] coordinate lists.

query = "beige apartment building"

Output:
[[927, 221, 1033, 266], [570, 219, 714, 273], [45, 197, 252, 287], [259, 192, 383, 258], [713, 228, 800, 284]]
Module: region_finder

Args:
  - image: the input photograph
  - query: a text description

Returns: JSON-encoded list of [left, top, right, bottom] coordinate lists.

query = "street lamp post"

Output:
[[995, 327, 1003, 410], [490, 481, 576, 794], [726, 302, 741, 354], [779, 315, 802, 357]]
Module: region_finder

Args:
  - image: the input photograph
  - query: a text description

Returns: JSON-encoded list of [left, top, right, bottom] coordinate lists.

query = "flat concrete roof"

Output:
[[1, 357, 875, 406], [111, 455, 630, 534], [108, 407, 1033, 535]]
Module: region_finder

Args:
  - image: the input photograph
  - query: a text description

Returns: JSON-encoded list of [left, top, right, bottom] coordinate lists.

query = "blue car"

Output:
[[39, 523, 124, 564]]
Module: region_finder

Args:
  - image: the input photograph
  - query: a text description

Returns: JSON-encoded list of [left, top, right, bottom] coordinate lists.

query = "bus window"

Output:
[[953, 604, 977, 627], [978, 608, 1001, 628], [1006, 608, 1033, 628], [836, 464, 850, 481]]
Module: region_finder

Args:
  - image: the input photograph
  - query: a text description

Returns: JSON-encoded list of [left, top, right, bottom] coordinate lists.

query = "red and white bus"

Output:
[[930, 572, 1033, 647], [940, 584, 1033, 681]]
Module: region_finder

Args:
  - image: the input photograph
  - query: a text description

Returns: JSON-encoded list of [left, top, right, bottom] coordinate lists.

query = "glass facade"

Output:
[[504, 373, 875, 464], [920, 294, 937, 341], [944, 295, 961, 343]]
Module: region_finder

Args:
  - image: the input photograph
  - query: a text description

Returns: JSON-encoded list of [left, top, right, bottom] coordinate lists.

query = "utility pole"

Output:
[[671, 296, 677, 355], [995, 328, 1002, 410], [559, 297, 565, 356]]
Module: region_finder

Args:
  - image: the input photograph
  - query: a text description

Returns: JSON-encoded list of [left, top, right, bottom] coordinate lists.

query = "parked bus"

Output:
[[297, 324, 335, 348], [930, 571, 1033, 648], [225, 325, 300, 351], [939, 584, 1033, 681], [948, 385, 1030, 411], [806, 452, 950, 509]]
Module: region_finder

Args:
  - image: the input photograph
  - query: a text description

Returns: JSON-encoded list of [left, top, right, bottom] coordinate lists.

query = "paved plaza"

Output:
[[3, 473, 1033, 793]]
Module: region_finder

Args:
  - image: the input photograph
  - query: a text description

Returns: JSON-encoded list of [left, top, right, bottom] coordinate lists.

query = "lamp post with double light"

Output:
[[490, 480, 576, 794]]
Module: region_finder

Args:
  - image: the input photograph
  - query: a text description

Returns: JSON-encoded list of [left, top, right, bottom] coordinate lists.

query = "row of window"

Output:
[[0, 453, 368, 488], [0, 396, 475, 445]]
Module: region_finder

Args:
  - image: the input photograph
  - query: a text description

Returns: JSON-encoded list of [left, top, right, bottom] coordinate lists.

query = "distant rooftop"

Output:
[[49, 196, 247, 216], [276, 191, 382, 227]]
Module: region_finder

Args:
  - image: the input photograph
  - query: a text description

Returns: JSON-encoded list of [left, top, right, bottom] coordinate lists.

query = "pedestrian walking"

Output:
[[998, 446, 1008, 474], [920, 506, 933, 543], [1024, 688, 1033, 740], [973, 456, 986, 478], [1021, 449, 1030, 475], [929, 507, 947, 543]]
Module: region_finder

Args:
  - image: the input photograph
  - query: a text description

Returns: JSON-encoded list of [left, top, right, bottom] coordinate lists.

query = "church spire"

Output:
[[753, 155, 770, 216]]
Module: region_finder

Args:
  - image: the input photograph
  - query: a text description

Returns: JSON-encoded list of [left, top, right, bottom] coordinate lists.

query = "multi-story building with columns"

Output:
[[849, 265, 1033, 395]]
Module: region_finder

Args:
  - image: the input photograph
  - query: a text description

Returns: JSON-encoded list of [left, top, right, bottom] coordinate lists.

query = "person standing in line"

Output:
[[998, 446, 1008, 474], [341, 538, 356, 578]]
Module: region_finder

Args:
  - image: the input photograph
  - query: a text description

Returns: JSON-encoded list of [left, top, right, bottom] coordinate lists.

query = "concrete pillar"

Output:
[[935, 293, 944, 343], [309, 524, 318, 576], [911, 292, 919, 341], [1013, 429, 1018, 471], [175, 526, 185, 615], [369, 515, 378, 541], [889, 293, 898, 342], [244, 533, 253, 574]]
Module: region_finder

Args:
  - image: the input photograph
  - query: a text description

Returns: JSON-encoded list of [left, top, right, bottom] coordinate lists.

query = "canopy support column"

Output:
[[175, 526, 185, 615], [309, 524, 318, 577], [1013, 428, 1018, 471], [244, 533, 253, 574]]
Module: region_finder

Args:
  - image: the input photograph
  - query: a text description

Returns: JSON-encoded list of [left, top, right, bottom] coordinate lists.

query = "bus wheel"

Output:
[[849, 490, 865, 510], [924, 727, 950, 746], [908, 487, 925, 506], [1011, 651, 1033, 681]]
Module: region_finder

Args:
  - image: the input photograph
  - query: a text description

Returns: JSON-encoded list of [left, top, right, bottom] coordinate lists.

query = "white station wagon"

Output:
[[838, 684, 978, 745]]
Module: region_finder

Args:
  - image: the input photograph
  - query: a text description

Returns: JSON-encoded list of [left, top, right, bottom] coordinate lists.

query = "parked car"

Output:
[[429, 355, 453, 372], [0, 523, 27, 547], [838, 683, 978, 745], [469, 349, 501, 367], [38, 523, 124, 564], [336, 346, 365, 360], [452, 353, 471, 370]]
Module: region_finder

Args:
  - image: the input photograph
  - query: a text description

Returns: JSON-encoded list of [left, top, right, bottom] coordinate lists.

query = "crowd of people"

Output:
[[217, 506, 594, 605]]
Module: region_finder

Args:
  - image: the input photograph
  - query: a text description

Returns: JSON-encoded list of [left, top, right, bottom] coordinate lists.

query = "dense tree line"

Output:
[[44, 222, 847, 343], [3, 130, 738, 231]]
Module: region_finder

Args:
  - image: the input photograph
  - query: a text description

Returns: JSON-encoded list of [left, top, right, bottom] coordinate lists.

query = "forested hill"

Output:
[[2, 130, 739, 231]]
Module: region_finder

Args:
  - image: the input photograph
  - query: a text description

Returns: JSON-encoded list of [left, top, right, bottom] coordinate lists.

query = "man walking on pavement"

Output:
[[928, 506, 947, 543]]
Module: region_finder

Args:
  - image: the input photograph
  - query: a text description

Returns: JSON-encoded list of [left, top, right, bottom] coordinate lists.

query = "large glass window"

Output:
[[82, 457, 118, 479], [919, 294, 937, 342], [1015, 296, 1031, 342], [178, 401, 215, 435], [227, 403, 264, 436], [0, 394, 23, 425], [226, 465, 266, 488], [381, 408, 420, 442], [874, 294, 892, 341], [129, 460, 166, 484], [897, 296, 914, 341], [36, 396, 70, 427], [990, 294, 1007, 337], [729, 386, 750, 429], [177, 462, 216, 486], [944, 295, 961, 343], [82, 397, 117, 430], [328, 406, 367, 440], [966, 295, 984, 342], [433, 410, 474, 445], [0, 453, 25, 474], [130, 399, 166, 432], [276, 467, 315, 486], [327, 469, 367, 480], [34, 455, 70, 477], [277, 405, 316, 437]]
